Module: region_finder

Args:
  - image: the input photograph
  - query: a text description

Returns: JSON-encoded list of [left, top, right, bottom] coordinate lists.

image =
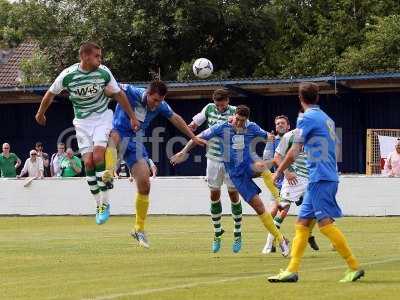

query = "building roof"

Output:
[[1, 70, 400, 103], [0, 40, 38, 87]]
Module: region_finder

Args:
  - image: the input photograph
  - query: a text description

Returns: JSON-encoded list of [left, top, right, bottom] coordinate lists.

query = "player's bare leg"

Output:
[[228, 189, 242, 253], [248, 195, 289, 257], [130, 159, 151, 248]]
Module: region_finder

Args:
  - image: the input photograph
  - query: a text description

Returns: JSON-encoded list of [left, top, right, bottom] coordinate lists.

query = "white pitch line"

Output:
[[86, 257, 400, 300], [86, 274, 263, 300]]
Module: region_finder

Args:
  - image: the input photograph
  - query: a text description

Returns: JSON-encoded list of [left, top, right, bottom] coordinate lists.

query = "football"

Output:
[[192, 58, 213, 79]]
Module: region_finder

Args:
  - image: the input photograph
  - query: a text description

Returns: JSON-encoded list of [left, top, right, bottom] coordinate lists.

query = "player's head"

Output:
[[146, 80, 168, 110], [66, 148, 74, 158], [212, 89, 230, 112], [298, 82, 319, 110], [57, 142, 65, 154], [274, 115, 290, 136], [79, 42, 102, 69], [234, 105, 250, 129], [396, 139, 400, 153], [2, 143, 10, 154]]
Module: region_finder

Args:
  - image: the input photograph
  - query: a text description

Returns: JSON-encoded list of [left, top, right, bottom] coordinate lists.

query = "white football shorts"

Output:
[[73, 109, 113, 154]]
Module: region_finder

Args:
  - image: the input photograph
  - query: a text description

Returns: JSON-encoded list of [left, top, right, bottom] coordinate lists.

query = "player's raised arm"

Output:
[[273, 113, 311, 182], [170, 124, 222, 165], [188, 106, 207, 132], [170, 125, 222, 166], [112, 90, 140, 131], [103, 70, 140, 131], [170, 139, 195, 166], [274, 132, 299, 185], [274, 142, 301, 183], [168, 113, 206, 146], [36, 67, 67, 126], [35, 91, 56, 126]]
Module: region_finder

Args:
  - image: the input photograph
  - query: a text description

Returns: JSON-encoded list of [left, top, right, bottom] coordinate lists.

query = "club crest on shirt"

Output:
[[232, 135, 245, 150]]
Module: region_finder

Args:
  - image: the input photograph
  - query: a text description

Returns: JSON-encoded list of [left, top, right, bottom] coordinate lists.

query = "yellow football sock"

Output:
[[134, 193, 149, 232], [320, 223, 359, 270], [287, 224, 310, 273], [259, 212, 283, 242], [105, 146, 118, 174], [261, 171, 281, 201]]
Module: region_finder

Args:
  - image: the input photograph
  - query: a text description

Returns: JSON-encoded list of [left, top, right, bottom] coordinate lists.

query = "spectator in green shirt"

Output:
[[0, 143, 21, 177], [60, 148, 82, 177]]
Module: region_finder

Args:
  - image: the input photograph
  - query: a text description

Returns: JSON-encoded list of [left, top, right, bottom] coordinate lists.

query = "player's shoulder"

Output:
[[98, 64, 113, 73], [122, 84, 145, 93], [308, 107, 333, 126], [211, 120, 230, 130], [228, 105, 237, 112], [304, 106, 325, 119], [97, 64, 116, 80], [280, 130, 295, 142], [202, 121, 228, 137], [283, 130, 296, 139], [122, 84, 145, 97], [204, 102, 216, 113], [297, 111, 313, 126], [247, 121, 262, 130], [245, 121, 263, 134], [159, 99, 173, 111], [57, 63, 79, 78]]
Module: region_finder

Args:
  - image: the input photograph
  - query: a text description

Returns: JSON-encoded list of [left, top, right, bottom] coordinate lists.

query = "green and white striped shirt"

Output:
[[275, 130, 309, 178], [192, 103, 236, 161], [49, 63, 120, 119]]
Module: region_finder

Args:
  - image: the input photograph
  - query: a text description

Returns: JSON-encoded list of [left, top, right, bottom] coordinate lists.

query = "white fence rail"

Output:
[[1, 176, 399, 216]]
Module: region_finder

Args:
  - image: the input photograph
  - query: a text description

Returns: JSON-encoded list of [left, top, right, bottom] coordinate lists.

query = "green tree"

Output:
[[0, 0, 21, 47], [257, 0, 400, 77], [3, 0, 400, 84], [338, 15, 400, 73], [19, 50, 52, 86], [3, 0, 277, 81]]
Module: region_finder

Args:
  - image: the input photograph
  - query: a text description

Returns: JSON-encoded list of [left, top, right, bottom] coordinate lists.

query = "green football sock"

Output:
[[231, 201, 242, 239], [211, 199, 223, 238]]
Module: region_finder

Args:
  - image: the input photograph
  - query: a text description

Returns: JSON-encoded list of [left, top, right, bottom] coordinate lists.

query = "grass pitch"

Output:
[[1, 216, 399, 300]]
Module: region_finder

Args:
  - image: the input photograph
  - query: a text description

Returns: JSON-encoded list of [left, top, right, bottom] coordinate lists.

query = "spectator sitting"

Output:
[[0, 143, 21, 177], [384, 139, 400, 177], [60, 148, 82, 177], [17, 150, 44, 178], [50, 142, 66, 177], [35, 141, 51, 177]]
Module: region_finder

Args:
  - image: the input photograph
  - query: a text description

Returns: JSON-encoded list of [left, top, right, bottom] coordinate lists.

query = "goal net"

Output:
[[366, 129, 400, 175]]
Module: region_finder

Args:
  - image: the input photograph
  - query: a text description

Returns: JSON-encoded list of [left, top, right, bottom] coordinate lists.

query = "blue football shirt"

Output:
[[113, 84, 174, 136], [200, 121, 268, 177], [295, 106, 338, 183]]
